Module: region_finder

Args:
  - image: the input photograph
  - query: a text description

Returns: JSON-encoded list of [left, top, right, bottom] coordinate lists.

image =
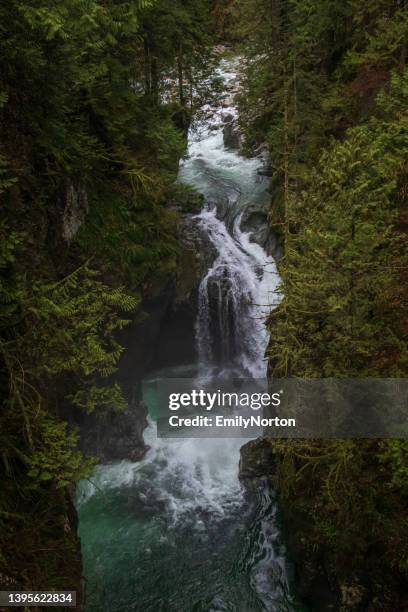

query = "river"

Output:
[[76, 57, 300, 612]]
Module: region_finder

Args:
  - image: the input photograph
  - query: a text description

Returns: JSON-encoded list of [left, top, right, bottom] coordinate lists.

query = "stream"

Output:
[[76, 58, 300, 612]]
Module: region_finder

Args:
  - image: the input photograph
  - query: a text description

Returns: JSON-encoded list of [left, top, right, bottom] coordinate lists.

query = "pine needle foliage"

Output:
[[0, 0, 216, 590], [0, 197, 140, 589], [235, 0, 408, 605]]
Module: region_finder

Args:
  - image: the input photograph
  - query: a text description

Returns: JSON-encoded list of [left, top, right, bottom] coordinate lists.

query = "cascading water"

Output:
[[76, 58, 299, 612], [178, 58, 279, 379], [195, 208, 278, 378]]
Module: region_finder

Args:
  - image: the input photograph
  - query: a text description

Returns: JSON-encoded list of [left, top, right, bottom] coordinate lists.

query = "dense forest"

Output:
[[0, 0, 407, 610], [232, 0, 408, 608], [0, 0, 218, 593]]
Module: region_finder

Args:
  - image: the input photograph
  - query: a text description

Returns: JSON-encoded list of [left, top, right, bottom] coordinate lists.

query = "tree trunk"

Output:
[[178, 44, 185, 109], [143, 38, 151, 97], [151, 55, 159, 105], [283, 79, 290, 243]]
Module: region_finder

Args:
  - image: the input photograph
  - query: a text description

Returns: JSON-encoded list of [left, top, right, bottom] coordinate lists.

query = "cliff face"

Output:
[[0, 190, 208, 602], [239, 439, 339, 612], [0, 111, 195, 603], [0, 0, 220, 599], [70, 203, 214, 463], [235, 4, 408, 607], [239, 437, 408, 612]]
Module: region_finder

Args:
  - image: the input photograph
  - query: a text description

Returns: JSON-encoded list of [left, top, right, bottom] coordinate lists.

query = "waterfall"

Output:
[[178, 57, 280, 379], [195, 207, 278, 378], [76, 56, 295, 612]]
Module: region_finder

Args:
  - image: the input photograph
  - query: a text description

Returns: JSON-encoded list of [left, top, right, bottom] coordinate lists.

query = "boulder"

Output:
[[223, 119, 241, 150], [221, 111, 235, 124], [78, 399, 149, 463], [239, 437, 275, 480], [256, 163, 274, 177]]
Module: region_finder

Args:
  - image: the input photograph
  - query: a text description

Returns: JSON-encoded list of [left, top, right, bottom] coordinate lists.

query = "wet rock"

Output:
[[257, 163, 274, 177], [239, 438, 275, 480], [118, 281, 173, 378], [128, 487, 169, 516], [208, 595, 229, 611], [151, 214, 217, 369], [221, 111, 235, 124], [253, 142, 269, 159], [206, 273, 237, 363], [240, 205, 283, 261], [60, 280, 176, 464], [78, 400, 149, 463], [223, 119, 242, 150], [241, 211, 268, 238], [177, 215, 218, 301]]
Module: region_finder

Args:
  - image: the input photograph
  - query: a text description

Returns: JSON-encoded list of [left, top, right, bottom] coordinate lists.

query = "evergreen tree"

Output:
[[0, 0, 216, 592]]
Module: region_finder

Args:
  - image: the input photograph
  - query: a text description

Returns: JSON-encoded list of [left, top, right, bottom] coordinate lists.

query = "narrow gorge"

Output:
[[76, 57, 299, 612], [1, 2, 406, 610]]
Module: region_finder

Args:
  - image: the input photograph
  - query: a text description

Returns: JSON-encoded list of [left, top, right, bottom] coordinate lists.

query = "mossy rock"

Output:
[[239, 438, 276, 480]]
